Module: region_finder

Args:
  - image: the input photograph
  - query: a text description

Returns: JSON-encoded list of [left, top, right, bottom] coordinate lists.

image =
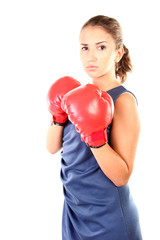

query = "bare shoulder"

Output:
[[114, 92, 137, 111], [112, 91, 140, 131]]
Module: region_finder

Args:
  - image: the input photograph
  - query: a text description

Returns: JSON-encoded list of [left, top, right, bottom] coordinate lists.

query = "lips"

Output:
[[86, 66, 98, 71]]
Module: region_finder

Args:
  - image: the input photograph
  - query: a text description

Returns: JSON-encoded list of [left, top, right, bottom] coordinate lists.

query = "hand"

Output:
[[47, 76, 81, 125], [62, 84, 114, 147]]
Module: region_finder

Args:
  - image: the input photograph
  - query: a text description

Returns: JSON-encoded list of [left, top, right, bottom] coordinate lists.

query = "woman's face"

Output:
[[80, 26, 120, 79]]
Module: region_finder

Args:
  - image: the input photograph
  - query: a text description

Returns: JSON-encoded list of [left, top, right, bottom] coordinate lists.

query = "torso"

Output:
[[60, 85, 142, 240]]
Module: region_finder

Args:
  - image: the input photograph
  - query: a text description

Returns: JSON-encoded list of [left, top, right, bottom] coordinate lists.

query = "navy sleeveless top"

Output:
[[60, 86, 142, 240]]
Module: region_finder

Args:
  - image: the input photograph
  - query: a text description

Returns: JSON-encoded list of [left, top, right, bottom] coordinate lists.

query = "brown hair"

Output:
[[81, 15, 133, 83]]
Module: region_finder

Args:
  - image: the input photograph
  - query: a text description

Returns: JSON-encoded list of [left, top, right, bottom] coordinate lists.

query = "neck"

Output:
[[92, 72, 121, 92]]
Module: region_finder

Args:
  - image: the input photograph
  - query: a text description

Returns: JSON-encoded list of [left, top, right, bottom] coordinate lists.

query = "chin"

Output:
[[85, 68, 107, 78], [85, 71, 100, 79]]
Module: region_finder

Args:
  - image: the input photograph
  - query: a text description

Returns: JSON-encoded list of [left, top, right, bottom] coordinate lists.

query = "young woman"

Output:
[[47, 15, 143, 240]]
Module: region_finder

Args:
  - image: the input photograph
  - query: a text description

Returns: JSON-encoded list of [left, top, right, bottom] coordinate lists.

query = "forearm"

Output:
[[91, 144, 131, 187], [46, 124, 64, 154]]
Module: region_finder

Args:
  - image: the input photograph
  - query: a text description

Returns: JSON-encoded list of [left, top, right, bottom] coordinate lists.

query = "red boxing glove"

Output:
[[62, 84, 114, 147], [47, 76, 81, 125]]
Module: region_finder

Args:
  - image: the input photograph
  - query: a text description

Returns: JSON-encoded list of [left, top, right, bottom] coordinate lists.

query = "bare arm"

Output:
[[46, 124, 64, 154], [91, 93, 141, 187]]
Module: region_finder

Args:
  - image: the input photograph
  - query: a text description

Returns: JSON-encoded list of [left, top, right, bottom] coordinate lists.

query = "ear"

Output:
[[115, 46, 124, 63]]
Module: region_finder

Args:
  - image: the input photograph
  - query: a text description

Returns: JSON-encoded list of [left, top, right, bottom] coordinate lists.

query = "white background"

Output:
[[0, 0, 160, 239]]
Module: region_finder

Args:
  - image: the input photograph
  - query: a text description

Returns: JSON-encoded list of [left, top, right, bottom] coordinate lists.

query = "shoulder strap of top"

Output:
[[107, 85, 138, 104]]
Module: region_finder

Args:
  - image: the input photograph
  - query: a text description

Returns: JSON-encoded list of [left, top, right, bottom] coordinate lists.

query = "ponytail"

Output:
[[116, 44, 133, 83]]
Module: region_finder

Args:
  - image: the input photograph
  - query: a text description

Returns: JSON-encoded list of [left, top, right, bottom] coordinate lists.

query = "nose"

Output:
[[88, 50, 97, 63]]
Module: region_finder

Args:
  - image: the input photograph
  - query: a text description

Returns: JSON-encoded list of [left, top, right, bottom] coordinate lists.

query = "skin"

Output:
[[46, 124, 63, 154], [47, 26, 141, 187]]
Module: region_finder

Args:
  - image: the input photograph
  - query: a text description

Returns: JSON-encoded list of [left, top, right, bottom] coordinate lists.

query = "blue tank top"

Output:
[[60, 85, 142, 240]]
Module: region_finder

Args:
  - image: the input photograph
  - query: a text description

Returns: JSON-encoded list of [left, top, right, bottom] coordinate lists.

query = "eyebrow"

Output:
[[81, 41, 108, 46]]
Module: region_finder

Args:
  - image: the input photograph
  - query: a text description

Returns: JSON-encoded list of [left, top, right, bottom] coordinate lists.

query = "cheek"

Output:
[[101, 53, 116, 68], [80, 53, 87, 67], [80, 52, 84, 61]]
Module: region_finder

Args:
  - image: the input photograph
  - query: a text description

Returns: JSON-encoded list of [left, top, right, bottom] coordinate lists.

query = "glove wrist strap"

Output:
[[84, 129, 108, 148]]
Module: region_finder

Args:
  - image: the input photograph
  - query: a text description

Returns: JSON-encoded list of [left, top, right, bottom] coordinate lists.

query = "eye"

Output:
[[81, 46, 88, 51], [97, 45, 106, 50]]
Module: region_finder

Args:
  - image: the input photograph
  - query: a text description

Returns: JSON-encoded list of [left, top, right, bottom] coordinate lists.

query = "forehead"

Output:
[[80, 26, 114, 44]]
